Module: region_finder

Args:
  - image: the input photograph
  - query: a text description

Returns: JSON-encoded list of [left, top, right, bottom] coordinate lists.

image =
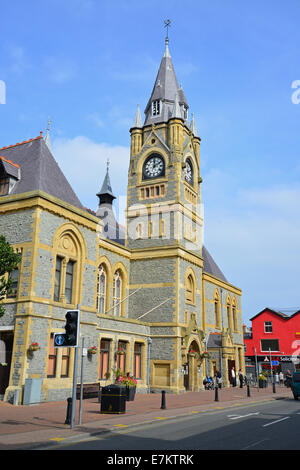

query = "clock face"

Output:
[[143, 154, 164, 179], [185, 159, 193, 184]]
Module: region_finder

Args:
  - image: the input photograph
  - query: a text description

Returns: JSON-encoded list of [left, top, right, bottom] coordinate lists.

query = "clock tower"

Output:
[[126, 35, 205, 393], [126, 36, 203, 255]]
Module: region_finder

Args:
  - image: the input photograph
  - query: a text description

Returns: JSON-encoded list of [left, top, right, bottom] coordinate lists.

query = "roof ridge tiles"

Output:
[[0, 133, 43, 151], [0, 155, 20, 168]]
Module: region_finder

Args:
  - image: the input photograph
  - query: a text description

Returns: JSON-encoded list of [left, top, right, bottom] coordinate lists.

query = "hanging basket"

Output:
[[88, 347, 98, 355], [201, 351, 210, 359], [28, 343, 40, 352]]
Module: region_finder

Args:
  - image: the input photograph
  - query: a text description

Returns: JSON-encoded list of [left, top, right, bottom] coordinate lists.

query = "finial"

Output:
[[45, 116, 52, 150], [106, 158, 110, 172], [164, 19, 171, 58], [164, 19, 171, 40]]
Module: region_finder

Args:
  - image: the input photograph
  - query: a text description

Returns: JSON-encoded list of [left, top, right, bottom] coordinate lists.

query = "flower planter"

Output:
[[259, 379, 267, 388], [88, 349, 97, 355], [126, 386, 136, 401]]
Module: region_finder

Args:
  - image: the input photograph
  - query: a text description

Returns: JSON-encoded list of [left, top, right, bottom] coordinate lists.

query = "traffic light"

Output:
[[64, 310, 80, 346], [53, 310, 80, 348]]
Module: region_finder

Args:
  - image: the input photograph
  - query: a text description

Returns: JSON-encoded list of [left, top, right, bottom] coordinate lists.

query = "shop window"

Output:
[[47, 334, 57, 378], [117, 341, 127, 373]]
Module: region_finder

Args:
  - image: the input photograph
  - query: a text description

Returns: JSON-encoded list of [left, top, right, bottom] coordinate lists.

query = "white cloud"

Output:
[[52, 135, 129, 214]]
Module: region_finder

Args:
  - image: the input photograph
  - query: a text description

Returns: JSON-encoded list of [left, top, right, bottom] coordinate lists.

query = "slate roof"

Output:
[[144, 39, 189, 127], [202, 246, 228, 282], [207, 332, 222, 348], [0, 135, 84, 210]]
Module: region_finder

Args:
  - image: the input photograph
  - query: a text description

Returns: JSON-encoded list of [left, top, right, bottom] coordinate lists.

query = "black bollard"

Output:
[[247, 384, 250, 397], [273, 382, 276, 393], [214, 385, 219, 402], [65, 397, 72, 425], [161, 390, 166, 409]]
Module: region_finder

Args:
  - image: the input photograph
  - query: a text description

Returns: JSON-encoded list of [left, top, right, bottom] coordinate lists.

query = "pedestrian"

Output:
[[275, 372, 279, 385], [231, 367, 236, 387], [285, 369, 292, 388], [279, 371, 284, 386], [215, 370, 222, 389], [238, 369, 244, 388]]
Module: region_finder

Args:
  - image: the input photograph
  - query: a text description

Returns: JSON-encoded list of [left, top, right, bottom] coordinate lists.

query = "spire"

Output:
[[144, 22, 189, 127], [45, 117, 52, 151], [190, 113, 198, 137], [132, 104, 142, 128], [96, 158, 116, 206]]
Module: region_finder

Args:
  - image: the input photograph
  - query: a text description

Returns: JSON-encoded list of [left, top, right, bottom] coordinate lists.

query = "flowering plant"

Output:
[[88, 346, 97, 355], [28, 342, 40, 351], [189, 349, 196, 353], [116, 375, 137, 387]]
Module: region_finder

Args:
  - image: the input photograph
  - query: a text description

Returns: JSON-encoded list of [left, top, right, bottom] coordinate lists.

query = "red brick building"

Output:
[[244, 308, 300, 377]]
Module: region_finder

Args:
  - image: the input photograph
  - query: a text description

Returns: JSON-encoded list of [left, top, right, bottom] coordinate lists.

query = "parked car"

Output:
[[291, 372, 300, 400]]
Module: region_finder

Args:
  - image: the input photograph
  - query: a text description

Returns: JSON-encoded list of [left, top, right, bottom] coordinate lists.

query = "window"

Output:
[[227, 303, 232, 329], [6, 267, 19, 298], [65, 260, 74, 304], [261, 339, 279, 351], [134, 343, 142, 379], [54, 257, 75, 304], [117, 341, 127, 373], [54, 256, 62, 302], [47, 334, 57, 378], [99, 339, 110, 379], [185, 274, 195, 303], [214, 301, 219, 327], [232, 306, 238, 331], [96, 265, 106, 313], [113, 271, 122, 316], [61, 347, 70, 377], [152, 100, 160, 116], [0, 176, 9, 196], [264, 321, 273, 333]]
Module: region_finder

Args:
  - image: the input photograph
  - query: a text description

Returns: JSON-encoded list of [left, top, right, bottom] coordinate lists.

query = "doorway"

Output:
[[0, 332, 13, 398]]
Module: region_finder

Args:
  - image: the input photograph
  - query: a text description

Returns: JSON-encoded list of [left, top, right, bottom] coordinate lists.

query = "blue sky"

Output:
[[1, 0, 300, 325]]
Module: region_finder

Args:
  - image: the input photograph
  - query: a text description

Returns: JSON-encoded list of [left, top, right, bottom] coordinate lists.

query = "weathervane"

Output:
[[164, 19, 171, 39]]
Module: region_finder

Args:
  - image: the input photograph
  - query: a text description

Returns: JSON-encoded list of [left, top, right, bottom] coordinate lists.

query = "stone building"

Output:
[[0, 37, 244, 403]]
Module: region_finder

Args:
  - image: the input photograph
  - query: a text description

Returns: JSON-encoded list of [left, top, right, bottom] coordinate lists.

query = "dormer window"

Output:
[[0, 176, 9, 196], [0, 156, 20, 196], [152, 100, 161, 116]]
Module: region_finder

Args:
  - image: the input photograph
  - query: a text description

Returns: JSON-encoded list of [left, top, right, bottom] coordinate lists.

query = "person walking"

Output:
[[231, 367, 236, 387], [238, 369, 244, 388], [275, 372, 279, 385], [215, 370, 222, 389], [279, 371, 284, 386], [285, 370, 292, 388]]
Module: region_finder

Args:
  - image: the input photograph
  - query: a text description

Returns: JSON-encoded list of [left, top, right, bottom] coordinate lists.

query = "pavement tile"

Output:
[[0, 385, 292, 449]]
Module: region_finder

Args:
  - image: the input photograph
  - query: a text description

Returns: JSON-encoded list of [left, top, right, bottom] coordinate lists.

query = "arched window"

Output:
[[214, 290, 221, 329], [185, 274, 195, 304], [226, 297, 232, 330], [96, 265, 107, 314], [232, 298, 238, 331], [113, 270, 122, 316]]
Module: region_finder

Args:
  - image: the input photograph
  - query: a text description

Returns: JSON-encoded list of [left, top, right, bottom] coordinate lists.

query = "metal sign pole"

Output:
[[70, 305, 80, 429], [78, 337, 85, 425], [254, 347, 259, 391]]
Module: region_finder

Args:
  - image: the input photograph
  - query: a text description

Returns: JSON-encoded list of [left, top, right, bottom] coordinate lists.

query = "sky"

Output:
[[0, 0, 300, 325]]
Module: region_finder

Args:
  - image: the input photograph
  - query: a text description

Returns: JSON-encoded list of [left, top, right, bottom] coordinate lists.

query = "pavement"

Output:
[[0, 384, 293, 450]]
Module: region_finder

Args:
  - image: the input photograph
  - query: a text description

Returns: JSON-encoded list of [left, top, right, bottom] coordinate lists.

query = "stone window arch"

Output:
[[214, 289, 221, 329]]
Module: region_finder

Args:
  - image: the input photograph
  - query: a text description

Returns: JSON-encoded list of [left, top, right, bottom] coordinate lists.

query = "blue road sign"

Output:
[[272, 360, 279, 366], [54, 333, 66, 347]]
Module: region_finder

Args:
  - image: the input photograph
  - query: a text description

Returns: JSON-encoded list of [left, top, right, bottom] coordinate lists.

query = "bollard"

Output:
[[65, 397, 72, 425], [161, 390, 166, 409], [214, 385, 219, 402], [273, 382, 276, 393], [247, 384, 250, 397]]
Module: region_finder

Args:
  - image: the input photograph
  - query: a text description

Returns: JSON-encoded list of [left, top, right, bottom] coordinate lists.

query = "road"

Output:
[[49, 397, 300, 451]]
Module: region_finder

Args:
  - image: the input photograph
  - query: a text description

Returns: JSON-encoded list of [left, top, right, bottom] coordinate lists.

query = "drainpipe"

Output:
[[147, 338, 152, 393]]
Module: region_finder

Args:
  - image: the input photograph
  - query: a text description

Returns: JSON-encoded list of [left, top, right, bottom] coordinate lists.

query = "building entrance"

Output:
[[0, 331, 13, 398]]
